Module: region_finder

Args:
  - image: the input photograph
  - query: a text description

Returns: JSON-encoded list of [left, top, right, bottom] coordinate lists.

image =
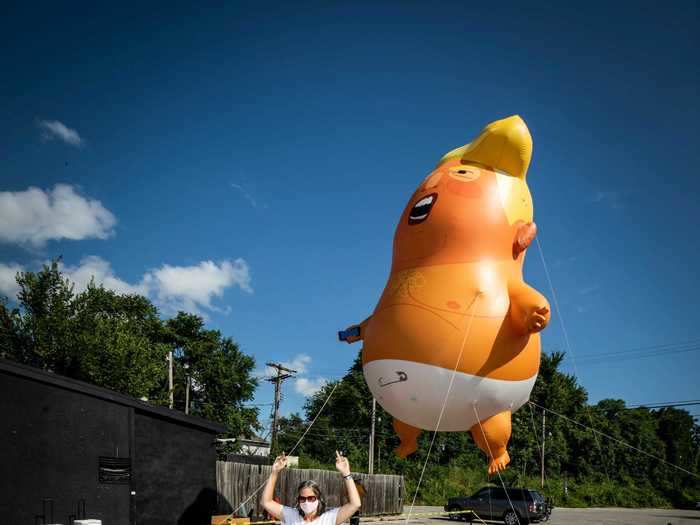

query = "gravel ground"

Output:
[[380, 505, 700, 525]]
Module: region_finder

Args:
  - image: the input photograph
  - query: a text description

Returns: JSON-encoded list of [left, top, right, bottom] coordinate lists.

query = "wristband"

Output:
[[343, 473, 353, 480]]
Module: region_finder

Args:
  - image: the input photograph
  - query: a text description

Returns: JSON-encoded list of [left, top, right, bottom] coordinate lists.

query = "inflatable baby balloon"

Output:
[[340, 115, 550, 474]]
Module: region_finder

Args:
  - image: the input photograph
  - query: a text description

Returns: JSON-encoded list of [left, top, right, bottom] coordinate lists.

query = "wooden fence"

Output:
[[217, 461, 404, 517]]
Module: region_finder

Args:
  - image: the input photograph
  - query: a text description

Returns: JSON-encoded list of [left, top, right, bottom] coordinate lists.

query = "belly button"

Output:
[[447, 300, 461, 310]]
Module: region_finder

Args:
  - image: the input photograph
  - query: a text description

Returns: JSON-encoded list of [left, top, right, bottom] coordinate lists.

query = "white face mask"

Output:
[[300, 500, 319, 515]]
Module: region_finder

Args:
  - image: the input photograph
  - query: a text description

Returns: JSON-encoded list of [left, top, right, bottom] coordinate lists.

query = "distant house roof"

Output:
[[0, 358, 226, 434], [239, 435, 270, 447]]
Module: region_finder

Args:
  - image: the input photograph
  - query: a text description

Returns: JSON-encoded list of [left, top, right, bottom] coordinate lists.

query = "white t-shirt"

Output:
[[281, 505, 339, 525]]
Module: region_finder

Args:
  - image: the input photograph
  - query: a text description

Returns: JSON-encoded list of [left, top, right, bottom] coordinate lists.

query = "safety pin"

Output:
[[378, 371, 408, 387]]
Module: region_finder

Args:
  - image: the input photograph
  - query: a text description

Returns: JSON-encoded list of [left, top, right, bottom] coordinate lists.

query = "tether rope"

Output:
[[226, 381, 341, 519], [472, 404, 521, 525], [534, 237, 616, 502], [530, 400, 700, 478], [404, 294, 481, 525], [527, 401, 545, 484]]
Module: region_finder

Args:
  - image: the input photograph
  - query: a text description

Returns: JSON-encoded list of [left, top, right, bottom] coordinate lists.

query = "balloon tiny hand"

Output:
[[335, 450, 351, 476], [527, 305, 550, 333], [272, 452, 288, 473]]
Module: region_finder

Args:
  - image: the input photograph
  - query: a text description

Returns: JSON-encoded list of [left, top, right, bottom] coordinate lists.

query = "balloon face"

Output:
[[392, 160, 531, 271], [342, 115, 551, 474]]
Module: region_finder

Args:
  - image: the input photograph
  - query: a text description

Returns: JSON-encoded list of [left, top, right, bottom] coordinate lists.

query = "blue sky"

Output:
[[2, 2, 698, 432]]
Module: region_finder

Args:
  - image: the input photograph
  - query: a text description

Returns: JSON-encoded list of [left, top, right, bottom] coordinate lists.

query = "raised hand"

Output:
[[272, 452, 288, 473], [335, 450, 350, 477]]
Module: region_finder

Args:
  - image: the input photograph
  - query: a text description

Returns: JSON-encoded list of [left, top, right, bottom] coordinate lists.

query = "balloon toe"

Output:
[[487, 450, 511, 475]]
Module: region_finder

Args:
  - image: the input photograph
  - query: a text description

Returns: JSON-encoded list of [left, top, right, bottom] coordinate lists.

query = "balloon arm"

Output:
[[339, 316, 371, 344], [508, 280, 551, 335]]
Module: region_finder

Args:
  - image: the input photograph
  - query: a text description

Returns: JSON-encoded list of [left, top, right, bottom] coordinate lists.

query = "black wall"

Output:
[[133, 411, 219, 525], [0, 362, 225, 525], [0, 372, 131, 525]]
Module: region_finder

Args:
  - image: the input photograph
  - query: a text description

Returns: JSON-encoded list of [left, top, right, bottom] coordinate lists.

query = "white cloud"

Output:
[[578, 284, 600, 296], [282, 354, 312, 375], [256, 353, 313, 382], [60, 256, 148, 296], [37, 119, 83, 146], [0, 262, 23, 299], [145, 259, 252, 314], [0, 256, 251, 315], [593, 191, 621, 209], [0, 184, 116, 247], [295, 377, 327, 397], [231, 183, 258, 208], [253, 367, 269, 380], [256, 354, 325, 397]]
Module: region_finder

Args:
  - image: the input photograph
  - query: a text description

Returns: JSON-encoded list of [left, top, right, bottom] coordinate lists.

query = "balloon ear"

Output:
[[513, 222, 537, 259]]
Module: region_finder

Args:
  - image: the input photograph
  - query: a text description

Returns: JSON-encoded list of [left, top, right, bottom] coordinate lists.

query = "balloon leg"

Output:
[[393, 418, 422, 458], [470, 410, 512, 475]]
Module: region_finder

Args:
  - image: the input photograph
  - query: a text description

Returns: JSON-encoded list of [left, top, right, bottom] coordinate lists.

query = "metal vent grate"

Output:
[[98, 456, 131, 484]]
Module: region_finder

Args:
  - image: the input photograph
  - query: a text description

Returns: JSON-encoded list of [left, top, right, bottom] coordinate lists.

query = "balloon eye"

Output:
[[449, 166, 481, 181]]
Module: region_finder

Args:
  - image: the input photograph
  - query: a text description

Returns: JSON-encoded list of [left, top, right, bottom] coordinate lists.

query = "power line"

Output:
[[529, 401, 699, 479], [574, 347, 700, 366], [535, 238, 616, 498], [626, 400, 700, 409], [563, 340, 700, 365], [576, 338, 700, 357]]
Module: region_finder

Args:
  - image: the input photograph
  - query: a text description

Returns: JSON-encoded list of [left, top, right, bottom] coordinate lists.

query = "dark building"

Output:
[[0, 358, 228, 525]]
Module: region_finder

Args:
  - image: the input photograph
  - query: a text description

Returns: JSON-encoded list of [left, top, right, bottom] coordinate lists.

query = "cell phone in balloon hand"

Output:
[[338, 326, 361, 341]]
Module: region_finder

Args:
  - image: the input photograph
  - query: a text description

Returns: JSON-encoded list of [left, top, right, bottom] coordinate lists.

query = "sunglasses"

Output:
[[297, 496, 318, 503]]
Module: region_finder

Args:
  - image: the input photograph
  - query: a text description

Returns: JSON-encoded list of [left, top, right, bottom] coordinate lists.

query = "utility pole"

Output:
[[369, 397, 376, 474], [266, 363, 297, 454], [377, 416, 382, 472], [541, 408, 546, 489], [185, 376, 191, 414], [168, 350, 174, 409], [184, 364, 191, 415]]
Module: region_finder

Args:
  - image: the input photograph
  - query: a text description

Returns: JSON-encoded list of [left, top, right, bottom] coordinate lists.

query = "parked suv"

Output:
[[445, 486, 547, 524]]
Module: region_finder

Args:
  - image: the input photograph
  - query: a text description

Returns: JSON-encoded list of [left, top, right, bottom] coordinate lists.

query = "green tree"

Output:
[[15, 260, 76, 373], [164, 312, 260, 441], [276, 413, 307, 456], [72, 283, 169, 400], [0, 296, 28, 361], [278, 349, 700, 508], [0, 260, 261, 440]]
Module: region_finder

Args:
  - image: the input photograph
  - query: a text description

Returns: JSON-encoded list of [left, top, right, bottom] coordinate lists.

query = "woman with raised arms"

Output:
[[261, 451, 361, 525]]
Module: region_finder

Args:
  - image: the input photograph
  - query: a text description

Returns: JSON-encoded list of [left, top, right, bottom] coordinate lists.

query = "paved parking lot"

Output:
[[540, 507, 700, 524], [375, 505, 700, 525]]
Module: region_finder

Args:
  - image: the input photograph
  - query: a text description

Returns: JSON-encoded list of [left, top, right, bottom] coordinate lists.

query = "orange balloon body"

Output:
[[344, 115, 551, 474]]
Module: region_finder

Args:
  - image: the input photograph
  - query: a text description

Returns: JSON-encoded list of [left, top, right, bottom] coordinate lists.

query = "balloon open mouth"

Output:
[[408, 193, 438, 225]]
